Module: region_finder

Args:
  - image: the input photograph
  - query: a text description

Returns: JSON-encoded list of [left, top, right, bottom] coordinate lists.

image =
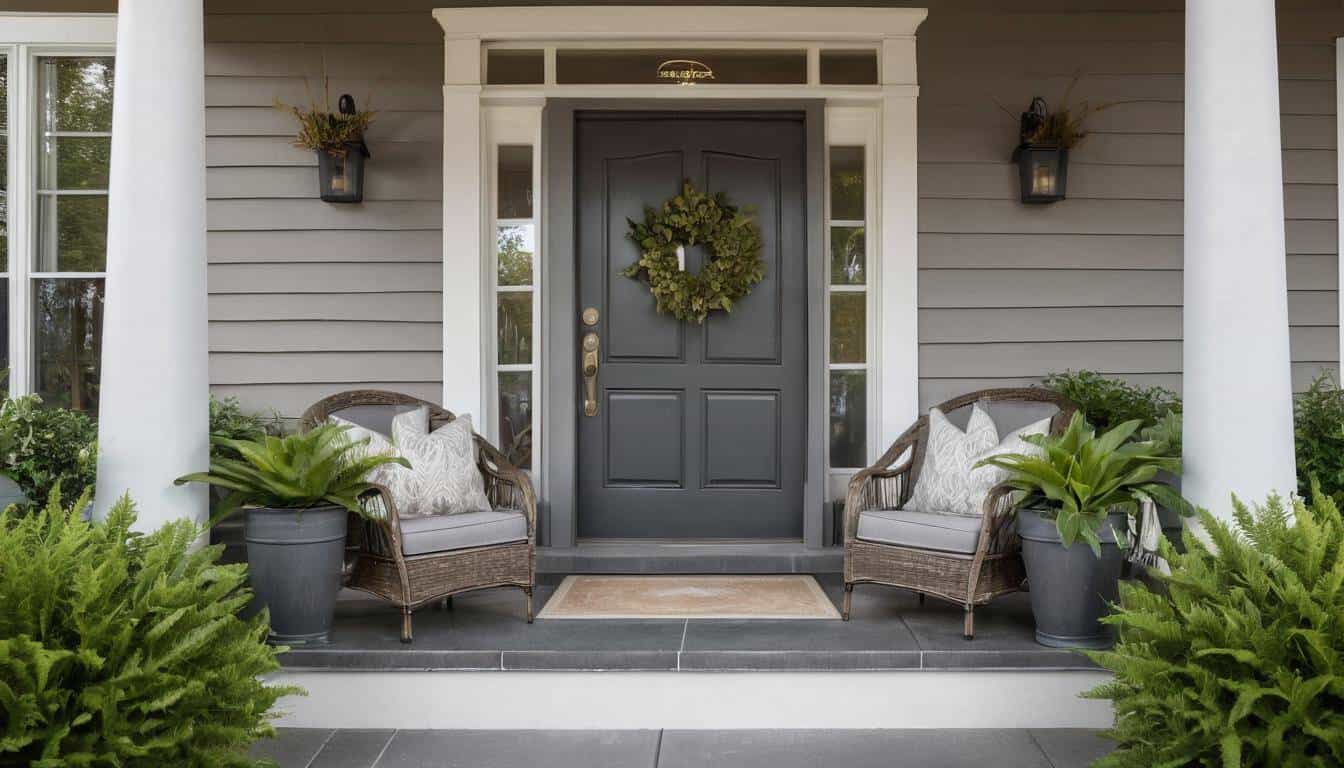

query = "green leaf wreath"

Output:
[[623, 181, 765, 323]]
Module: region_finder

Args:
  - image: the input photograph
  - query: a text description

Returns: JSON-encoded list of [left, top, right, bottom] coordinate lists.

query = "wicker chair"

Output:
[[299, 390, 536, 643], [842, 388, 1076, 639]]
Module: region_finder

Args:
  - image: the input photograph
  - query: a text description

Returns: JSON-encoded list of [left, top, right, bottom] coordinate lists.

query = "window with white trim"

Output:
[[1, 30, 114, 412], [492, 143, 538, 469], [827, 144, 871, 469]]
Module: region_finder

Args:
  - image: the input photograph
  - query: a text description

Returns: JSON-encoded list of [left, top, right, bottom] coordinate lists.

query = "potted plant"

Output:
[[281, 88, 375, 203], [975, 412, 1191, 648], [176, 424, 408, 645]]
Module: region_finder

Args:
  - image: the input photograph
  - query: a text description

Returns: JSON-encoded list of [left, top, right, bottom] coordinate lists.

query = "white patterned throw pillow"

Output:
[[393, 411, 493, 517], [964, 415, 1055, 517], [902, 404, 999, 517], [329, 408, 426, 517]]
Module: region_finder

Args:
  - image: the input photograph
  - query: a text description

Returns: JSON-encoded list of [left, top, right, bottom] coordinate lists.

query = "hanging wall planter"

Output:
[[280, 88, 376, 204]]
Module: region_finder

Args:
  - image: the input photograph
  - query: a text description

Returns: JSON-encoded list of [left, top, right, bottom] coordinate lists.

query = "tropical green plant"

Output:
[[974, 412, 1191, 554], [175, 423, 409, 518], [209, 394, 281, 462], [1293, 371, 1344, 507], [1085, 489, 1344, 767], [0, 489, 298, 766], [0, 394, 98, 506], [1043, 370, 1182, 434], [278, 81, 374, 157]]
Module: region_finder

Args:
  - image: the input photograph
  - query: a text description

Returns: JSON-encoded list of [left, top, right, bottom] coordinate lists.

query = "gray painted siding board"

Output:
[[209, 230, 442, 263], [204, 14, 444, 44], [209, 263, 442, 294], [919, 307, 1182, 343], [209, 292, 442, 323], [208, 199, 441, 230], [919, 162, 1184, 200], [920, 233, 1182, 269], [210, 321, 442, 352], [919, 270, 1183, 308], [210, 351, 442, 385], [211, 382, 443, 420], [206, 77, 440, 110], [207, 164, 442, 201], [1291, 326, 1340, 361], [921, 341, 1182, 378], [921, 199, 1183, 235], [1289, 291, 1340, 326], [207, 109, 441, 142]]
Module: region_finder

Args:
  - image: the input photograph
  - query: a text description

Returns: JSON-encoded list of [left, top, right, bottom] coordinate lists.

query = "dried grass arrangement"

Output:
[[278, 80, 375, 157], [1001, 73, 1125, 149]]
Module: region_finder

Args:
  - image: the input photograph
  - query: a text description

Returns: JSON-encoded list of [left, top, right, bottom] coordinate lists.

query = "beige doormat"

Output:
[[536, 575, 841, 620]]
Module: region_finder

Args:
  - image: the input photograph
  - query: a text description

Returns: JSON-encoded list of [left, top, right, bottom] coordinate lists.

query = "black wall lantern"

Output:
[[1012, 97, 1068, 204], [317, 94, 371, 203]]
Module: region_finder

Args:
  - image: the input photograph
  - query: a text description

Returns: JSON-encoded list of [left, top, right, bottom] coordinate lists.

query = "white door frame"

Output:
[[434, 6, 926, 547]]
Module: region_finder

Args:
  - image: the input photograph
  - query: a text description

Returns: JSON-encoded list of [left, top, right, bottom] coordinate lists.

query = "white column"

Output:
[[440, 37, 484, 421], [95, 0, 208, 529], [1183, 0, 1297, 517]]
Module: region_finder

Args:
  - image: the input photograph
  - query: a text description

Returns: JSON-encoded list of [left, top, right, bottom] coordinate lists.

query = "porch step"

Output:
[[537, 542, 843, 574]]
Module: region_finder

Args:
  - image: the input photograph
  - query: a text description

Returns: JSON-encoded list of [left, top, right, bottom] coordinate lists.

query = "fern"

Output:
[[0, 489, 300, 766], [1084, 488, 1344, 767]]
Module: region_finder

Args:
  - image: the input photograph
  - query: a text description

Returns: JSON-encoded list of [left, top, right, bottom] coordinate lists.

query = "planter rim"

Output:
[[1017, 505, 1127, 546]]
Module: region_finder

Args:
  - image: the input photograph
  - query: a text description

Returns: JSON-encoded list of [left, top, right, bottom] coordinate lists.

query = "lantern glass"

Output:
[[318, 144, 367, 203], [1014, 144, 1068, 204]]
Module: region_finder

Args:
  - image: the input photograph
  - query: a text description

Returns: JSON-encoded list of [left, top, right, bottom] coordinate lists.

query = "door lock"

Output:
[[582, 332, 600, 417]]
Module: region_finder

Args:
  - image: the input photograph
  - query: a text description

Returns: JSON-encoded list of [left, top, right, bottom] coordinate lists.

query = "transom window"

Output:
[[483, 45, 879, 87]]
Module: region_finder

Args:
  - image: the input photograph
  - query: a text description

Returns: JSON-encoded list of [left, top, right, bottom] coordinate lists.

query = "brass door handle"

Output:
[[582, 332, 600, 416]]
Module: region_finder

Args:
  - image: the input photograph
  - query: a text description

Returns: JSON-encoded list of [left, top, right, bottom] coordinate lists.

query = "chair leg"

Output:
[[400, 607, 414, 644], [525, 587, 534, 624], [918, 592, 925, 606], [842, 583, 853, 621], [437, 596, 452, 611], [963, 608, 974, 641]]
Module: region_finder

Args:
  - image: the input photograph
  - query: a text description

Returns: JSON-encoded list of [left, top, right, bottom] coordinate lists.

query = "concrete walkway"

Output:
[[252, 728, 1111, 767]]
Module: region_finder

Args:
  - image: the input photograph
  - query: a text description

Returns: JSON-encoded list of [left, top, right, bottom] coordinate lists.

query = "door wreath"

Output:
[[622, 181, 764, 323]]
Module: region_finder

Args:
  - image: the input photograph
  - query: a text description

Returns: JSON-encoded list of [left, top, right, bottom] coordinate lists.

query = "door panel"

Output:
[[576, 112, 807, 540]]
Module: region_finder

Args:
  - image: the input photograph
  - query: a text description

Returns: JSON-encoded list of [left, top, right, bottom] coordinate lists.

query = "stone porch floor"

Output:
[[279, 574, 1100, 672], [251, 727, 1112, 767]]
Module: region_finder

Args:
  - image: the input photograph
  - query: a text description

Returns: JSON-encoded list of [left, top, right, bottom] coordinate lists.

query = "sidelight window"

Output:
[[827, 145, 869, 470], [492, 144, 538, 470]]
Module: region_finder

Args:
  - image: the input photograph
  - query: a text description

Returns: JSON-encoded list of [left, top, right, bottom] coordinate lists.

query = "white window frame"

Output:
[[0, 14, 115, 400], [484, 105, 543, 477], [825, 107, 881, 497]]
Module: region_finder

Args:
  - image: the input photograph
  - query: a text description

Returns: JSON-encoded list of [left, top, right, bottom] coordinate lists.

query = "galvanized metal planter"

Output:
[[245, 504, 348, 645], [1017, 507, 1125, 649]]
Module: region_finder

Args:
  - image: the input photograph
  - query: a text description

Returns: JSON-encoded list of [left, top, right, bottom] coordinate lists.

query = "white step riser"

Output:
[[268, 671, 1114, 730]]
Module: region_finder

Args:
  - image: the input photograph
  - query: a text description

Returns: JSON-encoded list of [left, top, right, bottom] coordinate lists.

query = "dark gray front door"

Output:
[[576, 112, 807, 540]]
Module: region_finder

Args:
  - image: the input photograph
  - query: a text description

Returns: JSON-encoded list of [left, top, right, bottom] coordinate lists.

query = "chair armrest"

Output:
[[843, 457, 914, 544], [976, 483, 1021, 555], [355, 484, 403, 558], [474, 437, 538, 539]]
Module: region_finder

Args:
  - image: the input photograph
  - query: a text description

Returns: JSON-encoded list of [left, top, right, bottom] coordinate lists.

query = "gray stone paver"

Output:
[[252, 728, 1110, 768]]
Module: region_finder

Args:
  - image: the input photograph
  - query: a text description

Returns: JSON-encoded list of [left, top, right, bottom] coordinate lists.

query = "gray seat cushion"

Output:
[[400, 509, 527, 556], [856, 509, 985, 554]]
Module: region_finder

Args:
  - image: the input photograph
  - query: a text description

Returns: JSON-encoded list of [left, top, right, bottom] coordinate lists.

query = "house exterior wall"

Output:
[[8, 0, 1342, 418]]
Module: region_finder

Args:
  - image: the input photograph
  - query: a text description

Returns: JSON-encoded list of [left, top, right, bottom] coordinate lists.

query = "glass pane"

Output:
[[0, 277, 7, 398], [830, 371, 867, 468], [497, 292, 533, 364], [37, 195, 107, 272], [820, 50, 878, 85], [498, 371, 533, 470], [34, 278, 104, 413], [830, 226, 865, 285], [487, 50, 544, 85], [497, 224, 534, 286], [38, 57, 114, 133], [557, 49, 807, 85], [829, 146, 865, 221], [38, 137, 111, 191], [1, 54, 8, 274], [497, 145, 533, 219], [830, 293, 866, 364]]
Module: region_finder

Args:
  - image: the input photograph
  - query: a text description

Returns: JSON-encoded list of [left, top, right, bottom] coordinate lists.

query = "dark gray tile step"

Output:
[[656, 729, 1054, 768]]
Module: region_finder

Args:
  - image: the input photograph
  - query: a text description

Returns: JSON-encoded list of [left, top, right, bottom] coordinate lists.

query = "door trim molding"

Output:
[[543, 100, 826, 548]]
